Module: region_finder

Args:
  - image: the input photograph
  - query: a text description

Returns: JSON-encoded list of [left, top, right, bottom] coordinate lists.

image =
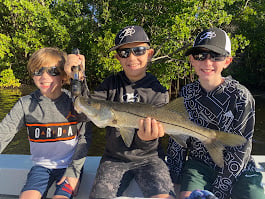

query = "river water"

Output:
[[1, 85, 265, 155]]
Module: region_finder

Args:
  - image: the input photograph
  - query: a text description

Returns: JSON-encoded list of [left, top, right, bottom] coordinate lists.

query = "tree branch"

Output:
[[151, 42, 192, 64]]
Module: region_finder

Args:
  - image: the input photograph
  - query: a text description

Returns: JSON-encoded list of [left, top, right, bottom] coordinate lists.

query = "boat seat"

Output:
[[0, 154, 143, 198], [0, 154, 264, 198]]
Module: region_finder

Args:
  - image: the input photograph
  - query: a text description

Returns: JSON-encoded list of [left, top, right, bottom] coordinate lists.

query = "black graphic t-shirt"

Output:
[[92, 71, 169, 162]]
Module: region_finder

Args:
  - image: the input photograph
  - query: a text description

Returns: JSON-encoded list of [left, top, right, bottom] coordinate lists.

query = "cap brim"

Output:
[[109, 41, 150, 51], [185, 45, 229, 56]]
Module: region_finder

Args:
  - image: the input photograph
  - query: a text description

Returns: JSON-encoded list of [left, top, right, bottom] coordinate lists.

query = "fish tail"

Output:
[[215, 131, 247, 146], [204, 131, 246, 168]]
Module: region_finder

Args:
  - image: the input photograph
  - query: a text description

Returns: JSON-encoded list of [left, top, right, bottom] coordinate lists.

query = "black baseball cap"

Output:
[[109, 25, 150, 51], [185, 27, 231, 56]]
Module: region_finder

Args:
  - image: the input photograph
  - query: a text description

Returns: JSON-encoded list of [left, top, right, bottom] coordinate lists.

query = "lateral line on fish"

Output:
[[121, 110, 210, 139]]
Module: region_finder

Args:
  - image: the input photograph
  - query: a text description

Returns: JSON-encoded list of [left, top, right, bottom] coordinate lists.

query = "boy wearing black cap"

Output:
[[167, 27, 265, 199], [65, 25, 175, 198]]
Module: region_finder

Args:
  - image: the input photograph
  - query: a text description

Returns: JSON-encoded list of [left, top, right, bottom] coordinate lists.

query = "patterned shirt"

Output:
[[167, 76, 257, 199]]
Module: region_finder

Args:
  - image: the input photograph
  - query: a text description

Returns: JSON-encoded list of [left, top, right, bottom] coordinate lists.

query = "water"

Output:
[[1, 86, 265, 155]]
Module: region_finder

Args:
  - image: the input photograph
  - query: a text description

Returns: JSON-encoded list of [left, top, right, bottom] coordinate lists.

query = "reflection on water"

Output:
[[0, 89, 22, 119], [0, 86, 33, 154], [1, 86, 265, 155]]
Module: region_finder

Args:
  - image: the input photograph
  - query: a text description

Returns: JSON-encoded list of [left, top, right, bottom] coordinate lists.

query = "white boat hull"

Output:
[[0, 154, 143, 198], [0, 154, 264, 198]]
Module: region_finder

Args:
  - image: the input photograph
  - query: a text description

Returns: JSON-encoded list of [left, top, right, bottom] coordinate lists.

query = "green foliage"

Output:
[[226, 0, 265, 90], [0, 0, 264, 92], [0, 0, 71, 81], [0, 68, 21, 88], [86, 0, 254, 90], [0, 33, 12, 60]]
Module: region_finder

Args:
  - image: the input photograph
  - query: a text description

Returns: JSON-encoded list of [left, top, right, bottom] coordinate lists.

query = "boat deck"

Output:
[[0, 196, 17, 199], [0, 196, 18, 199], [0, 155, 264, 199]]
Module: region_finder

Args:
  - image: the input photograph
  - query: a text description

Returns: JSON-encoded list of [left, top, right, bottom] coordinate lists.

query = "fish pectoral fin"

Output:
[[204, 141, 225, 168], [169, 134, 188, 148], [119, 128, 135, 147]]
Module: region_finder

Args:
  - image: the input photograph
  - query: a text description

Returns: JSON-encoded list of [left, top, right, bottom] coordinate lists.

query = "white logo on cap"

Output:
[[198, 31, 216, 44], [118, 26, 136, 44]]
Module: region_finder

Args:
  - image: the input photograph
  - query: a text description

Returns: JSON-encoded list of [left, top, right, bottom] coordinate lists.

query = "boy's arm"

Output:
[[64, 68, 92, 179], [61, 56, 91, 194], [64, 122, 92, 178], [64, 75, 93, 178], [212, 93, 255, 198], [0, 99, 25, 153], [65, 78, 92, 178], [60, 121, 92, 194]]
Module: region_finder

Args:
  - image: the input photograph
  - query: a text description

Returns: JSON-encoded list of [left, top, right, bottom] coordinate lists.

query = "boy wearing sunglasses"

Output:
[[91, 25, 175, 199], [167, 27, 265, 199], [0, 47, 91, 199], [65, 25, 175, 198]]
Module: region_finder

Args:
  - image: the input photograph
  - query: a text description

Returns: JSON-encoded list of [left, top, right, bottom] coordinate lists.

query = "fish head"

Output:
[[74, 96, 114, 128], [74, 96, 96, 116]]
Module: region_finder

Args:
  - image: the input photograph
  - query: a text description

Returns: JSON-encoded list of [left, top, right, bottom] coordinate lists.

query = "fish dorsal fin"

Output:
[[164, 97, 189, 118], [119, 128, 135, 147]]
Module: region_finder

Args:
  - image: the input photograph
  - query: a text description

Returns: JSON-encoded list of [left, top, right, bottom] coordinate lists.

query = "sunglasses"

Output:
[[32, 66, 61, 76], [192, 51, 227, 62], [116, 46, 150, 58]]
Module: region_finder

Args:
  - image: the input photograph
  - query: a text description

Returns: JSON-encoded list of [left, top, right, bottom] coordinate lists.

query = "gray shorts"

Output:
[[89, 157, 174, 199]]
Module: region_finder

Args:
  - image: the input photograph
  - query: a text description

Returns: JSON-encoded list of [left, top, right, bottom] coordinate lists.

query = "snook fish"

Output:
[[74, 96, 246, 167]]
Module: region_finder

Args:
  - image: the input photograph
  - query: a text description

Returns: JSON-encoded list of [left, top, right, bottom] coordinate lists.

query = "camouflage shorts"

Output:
[[89, 157, 174, 199]]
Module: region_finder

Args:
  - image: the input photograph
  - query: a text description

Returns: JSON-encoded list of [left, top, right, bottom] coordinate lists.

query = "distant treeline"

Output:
[[0, 0, 264, 94]]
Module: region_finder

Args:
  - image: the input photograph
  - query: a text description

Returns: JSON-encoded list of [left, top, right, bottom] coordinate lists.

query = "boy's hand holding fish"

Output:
[[137, 117, 165, 141]]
